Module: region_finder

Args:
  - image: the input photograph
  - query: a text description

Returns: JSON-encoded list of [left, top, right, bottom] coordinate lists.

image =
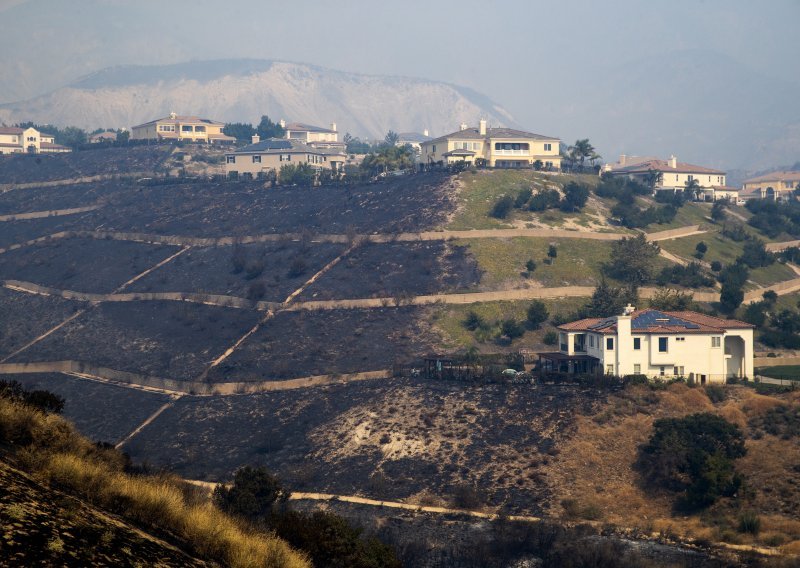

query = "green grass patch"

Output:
[[640, 201, 711, 232], [432, 298, 587, 351], [457, 237, 614, 289], [755, 366, 800, 381], [659, 231, 744, 266], [447, 170, 615, 231], [749, 262, 798, 287]]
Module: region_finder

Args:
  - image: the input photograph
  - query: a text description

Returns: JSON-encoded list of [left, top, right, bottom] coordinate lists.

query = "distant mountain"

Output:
[[0, 59, 516, 139]]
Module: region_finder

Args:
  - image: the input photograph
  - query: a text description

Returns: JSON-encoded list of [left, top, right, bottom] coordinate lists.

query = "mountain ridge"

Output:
[[0, 59, 517, 140]]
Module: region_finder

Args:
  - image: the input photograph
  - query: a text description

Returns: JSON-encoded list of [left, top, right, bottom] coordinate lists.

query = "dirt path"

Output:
[[0, 310, 87, 364], [766, 239, 800, 252], [0, 204, 102, 222], [0, 360, 391, 396], [115, 396, 182, 449], [644, 225, 706, 241]]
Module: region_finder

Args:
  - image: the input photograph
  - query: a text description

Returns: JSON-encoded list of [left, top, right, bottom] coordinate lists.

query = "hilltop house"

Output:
[[539, 307, 754, 384], [396, 130, 432, 155], [419, 120, 561, 169], [603, 154, 733, 201], [279, 120, 346, 152], [89, 131, 118, 143], [741, 170, 800, 201], [0, 126, 70, 154], [130, 113, 235, 144], [224, 136, 346, 178]]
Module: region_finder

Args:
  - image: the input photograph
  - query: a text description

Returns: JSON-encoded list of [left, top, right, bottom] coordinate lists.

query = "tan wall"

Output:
[[655, 171, 726, 189], [421, 135, 561, 168], [130, 123, 158, 140], [225, 151, 344, 175]]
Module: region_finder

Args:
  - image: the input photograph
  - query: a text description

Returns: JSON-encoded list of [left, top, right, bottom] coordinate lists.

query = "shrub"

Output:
[[636, 413, 746, 509], [525, 259, 537, 273], [526, 300, 549, 329], [695, 241, 708, 254], [710, 260, 722, 272], [543, 331, 558, 345], [704, 385, 727, 404], [500, 319, 525, 340], [463, 311, 487, 331], [213, 466, 290, 522], [738, 511, 761, 535], [514, 187, 532, 208], [490, 196, 514, 219], [452, 483, 482, 509], [528, 188, 561, 212], [559, 181, 590, 212], [0, 380, 65, 415], [246, 281, 266, 301]]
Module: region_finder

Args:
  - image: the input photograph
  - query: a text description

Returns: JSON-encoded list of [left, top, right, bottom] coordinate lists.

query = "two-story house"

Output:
[[419, 120, 561, 170], [741, 170, 800, 201], [130, 113, 235, 144], [280, 120, 346, 152], [0, 126, 70, 154], [539, 306, 753, 384], [224, 136, 346, 178], [603, 154, 732, 200]]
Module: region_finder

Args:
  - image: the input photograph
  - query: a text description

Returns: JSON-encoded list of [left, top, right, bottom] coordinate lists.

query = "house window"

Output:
[[181, 125, 193, 132], [711, 336, 721, 348], [676, 337, 685, 342], [432, 145, 436, 153], [559, 333, 568, 352], [660, 366, 665, 376], [252, 155, 261, 163], [675, 366, 684, 376], [633, 337, 641, 350], [606, 337, 614, 350], [658, 337, 668, 352], [634, 364, 641, 374], [688, 175, 694, 182], [589, 335, 594, 348], [544, 143, 552, 151], [606, 364, 614, 375], [226, 156, 235, 164]]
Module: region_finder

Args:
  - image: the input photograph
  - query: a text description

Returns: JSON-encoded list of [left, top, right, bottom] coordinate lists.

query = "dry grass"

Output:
[[0, 397, 309, 568], [542, 383, 800, 553]]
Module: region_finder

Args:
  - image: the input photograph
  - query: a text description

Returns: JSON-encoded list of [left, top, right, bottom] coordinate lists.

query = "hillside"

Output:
[[0, 59, 515, 138]]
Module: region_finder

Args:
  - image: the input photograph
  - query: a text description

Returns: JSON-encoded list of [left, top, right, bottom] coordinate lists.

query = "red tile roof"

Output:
[[558, 309, 752, 334], [0, 127, 24, 135], [613, 158, 724, 176], [743, 171, 800, 184]]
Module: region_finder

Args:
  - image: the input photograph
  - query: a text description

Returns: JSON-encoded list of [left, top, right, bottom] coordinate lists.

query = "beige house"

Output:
[[224, 136, 346, 178], [89, 131, 118, 143], [280, 120, 346, 151], [604, 154, 729, 200], [130, 113, 235, 144], [0, 126, 70, 154], [741, 170, 800, 201], [540, 307, 754, 384], [420, 120, 561, 169]]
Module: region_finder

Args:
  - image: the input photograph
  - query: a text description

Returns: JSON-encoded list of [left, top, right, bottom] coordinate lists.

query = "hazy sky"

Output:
[[1, 0, 798, 169]]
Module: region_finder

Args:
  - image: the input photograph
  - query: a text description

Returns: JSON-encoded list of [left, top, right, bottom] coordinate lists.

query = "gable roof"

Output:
[[558, 309, 752, 334], [612, 158, 724, 176], [743, 170, 800, 185], [284, 122, 336, 134], [425, 126, 559, 145], [0, 127, 24, 135], [229, 138, 345, 156], [132, 115, 224, 129]]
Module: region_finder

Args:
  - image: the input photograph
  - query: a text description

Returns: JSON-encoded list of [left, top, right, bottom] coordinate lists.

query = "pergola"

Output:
[[537, 352, 600, 375]]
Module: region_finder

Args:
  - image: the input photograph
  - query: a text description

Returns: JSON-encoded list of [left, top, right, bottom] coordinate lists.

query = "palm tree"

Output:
[[567, 139, 595, 172], [643, 168, 664, 192], [589, 151, 602, 168]]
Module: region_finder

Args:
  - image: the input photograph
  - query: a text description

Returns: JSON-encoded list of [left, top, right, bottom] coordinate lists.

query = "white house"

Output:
[[540, 307, 754, 384], [0, 126, 70, 154]]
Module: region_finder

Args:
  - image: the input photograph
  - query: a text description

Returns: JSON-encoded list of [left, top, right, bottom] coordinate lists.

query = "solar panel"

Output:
[[632, 310, 699, 329]]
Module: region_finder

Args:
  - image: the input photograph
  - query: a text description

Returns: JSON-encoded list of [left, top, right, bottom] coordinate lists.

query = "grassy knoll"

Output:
[[542, 382, 800, 554], [639, 200, 711, 232], [456, 237, 612, 289], [0, 390, 309, 568], [447, 170, 617, 231]]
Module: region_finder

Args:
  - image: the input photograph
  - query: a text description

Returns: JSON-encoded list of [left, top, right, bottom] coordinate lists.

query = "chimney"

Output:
[[479, 119, 487, 136], [330, 122, 337, 132], [423, 129, 429, 137], [619, 154, 626, 166], [615, 306, 635, 375], [669, 155, 677, 169], [251, 134, 260, 144], [459, 122, 468, 131], [279, 119, 286, 128], [169, 111, 177, 120]]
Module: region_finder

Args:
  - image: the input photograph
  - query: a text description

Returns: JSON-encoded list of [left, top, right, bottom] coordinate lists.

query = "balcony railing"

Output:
[[493, 149, 529, 156]]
